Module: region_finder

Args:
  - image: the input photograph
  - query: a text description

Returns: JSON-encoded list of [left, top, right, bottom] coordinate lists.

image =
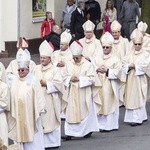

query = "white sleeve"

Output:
[[53, 62, 58, 67], [79, 76, 92, 88], [107, 69, 117, 79], [7, 73, 16, 81], [63, 77, 71, 87], [135, 65, 145, 75], [0, 108, 4, 113], [46, 82, 58, 94], [6, 73, 17, 86], [122, 64, 129, 74]]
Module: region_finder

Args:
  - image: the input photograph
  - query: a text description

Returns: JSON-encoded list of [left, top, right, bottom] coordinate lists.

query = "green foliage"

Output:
[[141, 1, 150, 33]]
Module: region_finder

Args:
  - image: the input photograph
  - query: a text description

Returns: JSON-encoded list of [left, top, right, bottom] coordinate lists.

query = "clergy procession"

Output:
[[1, 17, 150, 150]]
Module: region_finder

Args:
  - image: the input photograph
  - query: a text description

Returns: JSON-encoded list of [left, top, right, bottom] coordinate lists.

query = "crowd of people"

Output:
[[0, 0, 149, 150]]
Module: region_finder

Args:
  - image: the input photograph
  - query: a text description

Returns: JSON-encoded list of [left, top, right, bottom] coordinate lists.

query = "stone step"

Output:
[[0, 51, 9, 58]]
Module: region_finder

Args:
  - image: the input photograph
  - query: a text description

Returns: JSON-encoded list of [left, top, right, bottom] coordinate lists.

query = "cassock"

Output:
[[122, 50, 150, 124], [8, 73, 45, 150], [51, 48, 72, 66], [51, 30, 72, 67], [0, 81, 10, 150], [0, 62, 6, 82], [79, 36, 103, 66], [111, 20, 130, 60], [63, 58, 100, 137], [51, 48, 72, 119], [33, 63, 66, 148], [94, 53, 122, 131], [112, 36, 129, 60]]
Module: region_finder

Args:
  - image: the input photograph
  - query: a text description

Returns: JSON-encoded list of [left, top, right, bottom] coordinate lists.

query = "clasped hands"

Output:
[[128, 63, 135, 70], [40, 79, 46, 87], [96, 65, 108, 74], [70, 76, 79, 82], [57, 61, 65, 67]]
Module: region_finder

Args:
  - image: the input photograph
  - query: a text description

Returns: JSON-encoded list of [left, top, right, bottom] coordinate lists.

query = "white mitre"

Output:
[[39, 40, 54, 57], [70, 41, 83, 55]]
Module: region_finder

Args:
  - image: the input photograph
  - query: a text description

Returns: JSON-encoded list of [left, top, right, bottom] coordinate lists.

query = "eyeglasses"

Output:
[[18, 68, 25, 72], [102, 46, 110, 49], [73, 57, 80, 60], [134, 43, 141, 46]]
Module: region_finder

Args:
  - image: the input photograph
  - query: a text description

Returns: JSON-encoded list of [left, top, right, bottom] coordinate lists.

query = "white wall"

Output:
[[3, 0, 18, 41], [20, 0, 43, 39], [20, 0, 66, 39], [0, 0, 3, 52], [0, 0, 106, 51]]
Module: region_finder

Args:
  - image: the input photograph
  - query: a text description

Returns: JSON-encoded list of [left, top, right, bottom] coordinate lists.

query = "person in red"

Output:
[[102, 15, 111, 34], [41, 11, 55, 39]]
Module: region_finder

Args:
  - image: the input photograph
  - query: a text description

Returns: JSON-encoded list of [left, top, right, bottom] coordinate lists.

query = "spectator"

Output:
[[46, 25, 61, 51], [70, 1, 86, 40], [60, 0, 77, 30], [41, 11, 55, 39], [102, 15, 111, 34], [103, 0, 117, 24], [118, 0, 140, 40], [85, 0, 101, 31], [113, 0, 123, 19]]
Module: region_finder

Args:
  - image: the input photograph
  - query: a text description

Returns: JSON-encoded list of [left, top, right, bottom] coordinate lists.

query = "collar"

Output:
[[114, 36, 121, 44], [73, 57, 85, 66], [103, 52, 112, 59], [77, 8, 82, 13], [134, 49, 143, 55], [60, 48, 70, 55], [41, 63, 53, 71], [85, 35, 96, 43]]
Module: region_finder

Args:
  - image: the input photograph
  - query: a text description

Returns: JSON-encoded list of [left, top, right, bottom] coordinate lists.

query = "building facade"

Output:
[[0, 0, 106, 56]]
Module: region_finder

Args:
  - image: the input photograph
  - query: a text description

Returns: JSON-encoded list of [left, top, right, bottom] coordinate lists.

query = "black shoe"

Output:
[[61, 136, 72, 141], [84, 132, 93, 138], [61, 118, 65, 121], [143, 119, 148, 122], [137, 122, 143, 126], [130, 123, 138, 127], [45, 146, 59, 149], [100, 129, 110, 132]]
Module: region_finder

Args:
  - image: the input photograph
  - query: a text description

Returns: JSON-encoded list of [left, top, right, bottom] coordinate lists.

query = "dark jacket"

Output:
[[85, 0, 101, 24], [46, 32, 60, 51], [70, 8, 86, 40]]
